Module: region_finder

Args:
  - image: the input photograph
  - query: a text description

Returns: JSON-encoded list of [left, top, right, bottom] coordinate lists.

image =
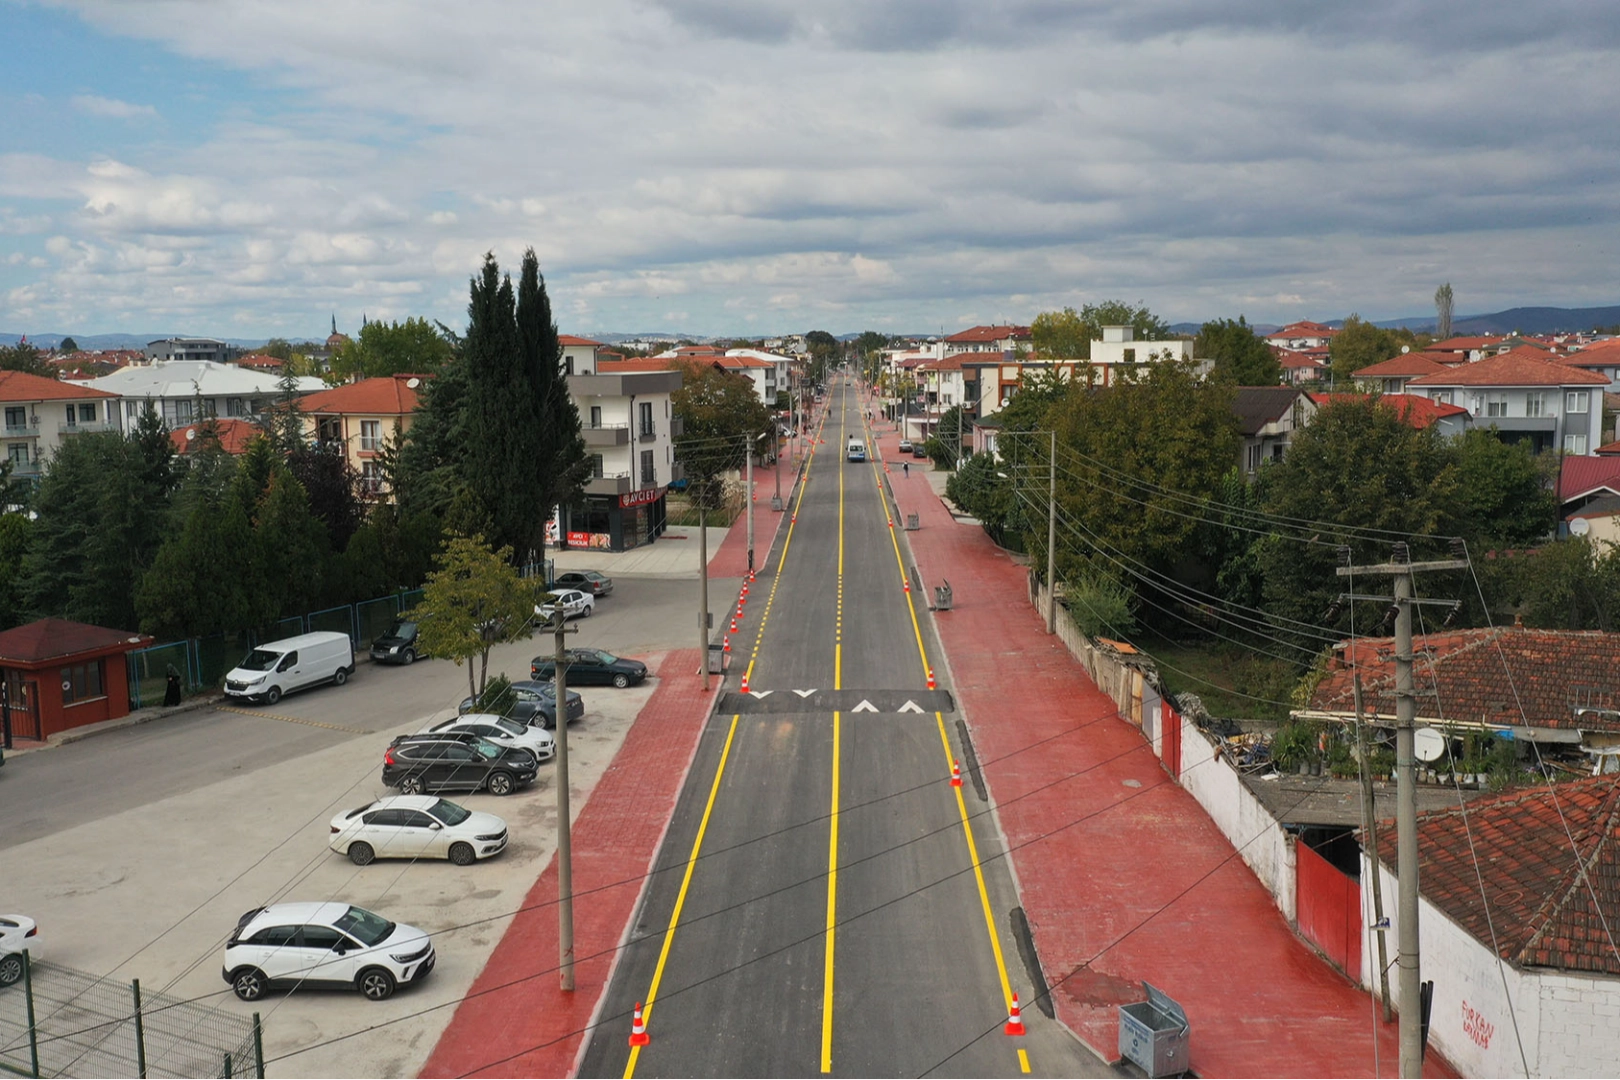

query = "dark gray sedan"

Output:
[[553, 570, 613, 597], [458, 680, 585, 730]]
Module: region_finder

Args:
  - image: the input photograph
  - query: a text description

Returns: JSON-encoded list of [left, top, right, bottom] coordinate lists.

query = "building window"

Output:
[[64, 404, 77, 427], [589, 406, 602, 428], [1567, 391, 1591, 413], [639, 402, 654, 437], [62, 660, 104, 704], [126, 401, 142, 419], [317, 416, 341, 445], [1123, 348, 1136, 363], [4, 407, 24, 432], [79, 403, 96, 423], [227, 397, 246, 418], [174, 399, 195, 423], [360, 461, 383, 495], [1246, 443, 1261, 472], [360, 420, 381, 452], [1565, 433, 1589, 455], [1431, 391, 1452, 406], [1525, 392, 1546, 417], [641, 449, 656, 486], [1485, 393, 1508, 417], [7, 444, 27, 468], [591, 454, 604, 479]]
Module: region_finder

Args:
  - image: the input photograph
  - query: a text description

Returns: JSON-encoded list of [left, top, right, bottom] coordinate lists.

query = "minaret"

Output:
[[331, 313, 337, 336]]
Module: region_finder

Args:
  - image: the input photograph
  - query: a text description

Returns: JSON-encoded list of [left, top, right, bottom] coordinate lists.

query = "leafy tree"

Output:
[[928, 405, 964, 467], [673, 361, 773, 510], [945, 451, 1030, 548], [286, 444, 365, 552], [514, 249, 590, 558], [253, 469, 328, 621], [392, 353, 470, 519], [1197, 317, 1282, 385], [992, 366, 1076, 432], [804, 330, 839, 383], [1328, 314, 1401, 383], [135, 461, 258, 637], [260, 338, 293, 361], [404, 533, 537, 700], [265, 367, 307, 453], [328, 317, 455, 381], [0, 343, 54, 377], [0, 513, 34, 629], [1257, 396, 1460, 637], [1450, 428, 1556, 545], [1032, 301, 1171, 360], [58, 337, 78, 354]]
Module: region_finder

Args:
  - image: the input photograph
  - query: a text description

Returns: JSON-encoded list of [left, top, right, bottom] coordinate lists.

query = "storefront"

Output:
[[561, 486, 668, 552]]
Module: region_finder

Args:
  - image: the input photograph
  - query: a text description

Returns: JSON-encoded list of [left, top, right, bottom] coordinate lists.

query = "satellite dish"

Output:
[[1401, 345, 1411, 354], [406, 377, 421, 388], [185, 428, 196, 441], [1414, 727, 1447, 763], [1571, 517, 1591, 536]]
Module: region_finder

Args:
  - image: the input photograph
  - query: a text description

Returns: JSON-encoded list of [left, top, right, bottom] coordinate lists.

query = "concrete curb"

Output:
[[6, 693, 227, 757]]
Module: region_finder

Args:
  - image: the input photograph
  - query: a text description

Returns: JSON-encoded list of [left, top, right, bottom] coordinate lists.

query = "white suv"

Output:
[[222, 902, 434, 1002]]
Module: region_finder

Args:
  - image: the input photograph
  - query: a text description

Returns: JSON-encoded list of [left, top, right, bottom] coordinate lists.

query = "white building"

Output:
[[1406, 347, 1607, 455], [142, 337, 230, 363], [1087, 325, 1196, 386], [0, 371, 120, 479], [724, 349, 789, 405], [86, 360, 325, 431]]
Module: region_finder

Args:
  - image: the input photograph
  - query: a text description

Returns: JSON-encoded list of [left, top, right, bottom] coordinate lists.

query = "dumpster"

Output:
[[705, 643, 727, 675], [1118, 981, 1189, 1078]]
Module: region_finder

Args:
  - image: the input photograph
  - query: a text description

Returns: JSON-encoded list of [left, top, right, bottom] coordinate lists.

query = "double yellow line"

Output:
[[623, 388, 830, 1080]]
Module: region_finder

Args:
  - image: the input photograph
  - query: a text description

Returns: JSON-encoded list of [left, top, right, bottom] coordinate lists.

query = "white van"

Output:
[[847, 439, 866, 463], [224, 631, 355, 706]]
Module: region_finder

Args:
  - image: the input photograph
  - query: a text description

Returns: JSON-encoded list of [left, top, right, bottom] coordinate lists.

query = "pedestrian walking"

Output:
[[163, 665, 183, 707], [903, 461, 910, 479]]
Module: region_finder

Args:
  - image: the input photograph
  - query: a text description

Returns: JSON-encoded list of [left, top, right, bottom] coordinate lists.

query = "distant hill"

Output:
[[1364, 305, 1620, 335], [0, 332, 282, 350]]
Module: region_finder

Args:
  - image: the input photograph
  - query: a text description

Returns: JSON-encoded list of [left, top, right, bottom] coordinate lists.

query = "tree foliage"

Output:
[[1328, 314, 1402, 383], [673, 361, 773, 510], [0, 343, 55, 378], [328, 317, 455, 381], [404, 533, 537, 700], [1031, 301, 1171, 360], [515, 249, 590, 552], [58, 337, 78, 354], [1450, 427, 1556, 546], [1197, 316, 1282, 385]]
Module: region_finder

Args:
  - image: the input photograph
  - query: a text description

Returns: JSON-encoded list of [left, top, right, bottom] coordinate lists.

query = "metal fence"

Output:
[[0, 954, 261, 1079]]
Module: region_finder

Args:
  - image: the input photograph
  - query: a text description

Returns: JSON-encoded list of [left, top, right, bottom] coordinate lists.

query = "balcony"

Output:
[[584, 472, 632, 496], [58, 420, 120, 436], [3, 421, 39, 438], [638, 424, 657, 443], [583, 423, 630, 448], [669, 460, 687, 483], [669, 416, 684, 438], [6, 460, 39, 479]]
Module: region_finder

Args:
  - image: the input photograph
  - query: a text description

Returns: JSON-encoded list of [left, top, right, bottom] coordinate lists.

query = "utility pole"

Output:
[[1355, 673, 1392, 1021], [698, 499, 710, 691], [551, 609, 578, 991], [746, 446, 754, 575], [1046, 429, 1057, 634], [1336, 545, 1467, 1076]]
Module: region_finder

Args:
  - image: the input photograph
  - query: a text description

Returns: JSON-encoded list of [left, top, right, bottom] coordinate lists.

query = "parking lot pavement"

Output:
[[1, 576, 709, 1079]]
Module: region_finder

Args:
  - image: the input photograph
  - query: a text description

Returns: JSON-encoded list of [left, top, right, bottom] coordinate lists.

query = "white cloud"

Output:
[[70, 94, 158, 120]]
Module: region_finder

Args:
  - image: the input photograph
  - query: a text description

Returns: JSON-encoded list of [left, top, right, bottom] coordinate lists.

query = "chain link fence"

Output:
[[0, 955, 261, 1079]]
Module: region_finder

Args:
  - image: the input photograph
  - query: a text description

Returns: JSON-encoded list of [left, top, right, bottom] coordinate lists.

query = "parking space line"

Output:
[[217, 705, 372, 735]]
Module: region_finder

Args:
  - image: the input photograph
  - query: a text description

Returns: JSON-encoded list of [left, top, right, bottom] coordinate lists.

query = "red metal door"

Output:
[[1162, 703, 1181, 778], [1295, 840, 1361, 981]]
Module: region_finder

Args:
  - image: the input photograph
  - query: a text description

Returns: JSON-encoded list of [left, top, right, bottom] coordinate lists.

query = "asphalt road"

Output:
[[580, 377, 1110, 1078]]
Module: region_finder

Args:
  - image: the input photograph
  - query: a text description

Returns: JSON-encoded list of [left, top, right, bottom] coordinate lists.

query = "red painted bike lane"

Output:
[[875, 436, 1454, 1079]]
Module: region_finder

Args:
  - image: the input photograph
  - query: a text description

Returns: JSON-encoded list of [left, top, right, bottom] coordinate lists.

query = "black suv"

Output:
[[370, 620, 421, 665], [381, 736, 536, 796], [457, 680, 584, 730]]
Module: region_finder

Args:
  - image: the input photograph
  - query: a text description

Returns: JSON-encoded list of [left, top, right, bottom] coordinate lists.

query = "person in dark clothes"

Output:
[[903, 461, 910, 478], [163, 666, 183, 707]]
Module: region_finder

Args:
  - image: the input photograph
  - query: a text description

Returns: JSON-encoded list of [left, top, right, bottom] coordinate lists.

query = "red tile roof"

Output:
[[1407, 349, 1609, 388], [1558, 456, 1620, 502], [237, 354, 284, 371], [1563, 342, 1620, 369], [1596, 440, 1620, 457], [0, 617, 149, 663], [598, 358, 678, 373], [1430, 336, 1506, 352], [1266, 321, 1339, 340], [1353, 353, 1450, 378], [1312, 627, 1620, 732], [0, 369, 118, 401], [944, 325, 1030, 343], [559, 335, 603, 347], [169, 418, 262, 455], [297, 374, 427, 415], [1273, 348, 1325, 369], [1385, 775, 1620, 976], [1306, 393, 1468, 429]]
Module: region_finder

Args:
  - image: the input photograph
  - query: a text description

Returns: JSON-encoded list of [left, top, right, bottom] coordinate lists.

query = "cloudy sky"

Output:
[[1, 0, 1617, 340]]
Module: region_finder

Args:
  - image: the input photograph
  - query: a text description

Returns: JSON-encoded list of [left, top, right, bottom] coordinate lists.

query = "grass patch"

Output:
[[665, 495, 743, 527], [1136, 629, 1299, 722]]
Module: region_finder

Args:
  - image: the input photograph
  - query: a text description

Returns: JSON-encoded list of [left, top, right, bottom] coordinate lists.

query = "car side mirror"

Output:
[[333, 942, 348, 955], [429, 822, 442, 830]]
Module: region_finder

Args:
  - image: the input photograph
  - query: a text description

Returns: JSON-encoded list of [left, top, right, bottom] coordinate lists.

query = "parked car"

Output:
[[417, 713, 556, 761], [911, 442, 928, 459], [552, 570, 613, 597], [535, 589, 594, 622], [897, 439, 913, 453], [370, 619, 421, 665], [457, 680, 584, 730], [224, 631, 355, 706], [0, 915, 39, 986], [530, 648, 648, 688], [381, 736, 537, 796], [222, 902, 433, 1002], [329, 795, 507, 866]]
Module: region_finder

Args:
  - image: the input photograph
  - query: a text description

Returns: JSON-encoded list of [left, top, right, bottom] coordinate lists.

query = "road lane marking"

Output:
[[1018, 1047, 1031, 1073], [217, 706, 371, 735], [867, 437, 1025, 1067], [623, 712, 739, 1079], [822, 377, 848, 1073]]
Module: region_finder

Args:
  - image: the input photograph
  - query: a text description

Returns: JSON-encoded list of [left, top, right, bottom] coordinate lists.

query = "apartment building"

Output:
[[297, 374, 426, 497], [0, 371, 120, 480], [567, 348, 684, 551]]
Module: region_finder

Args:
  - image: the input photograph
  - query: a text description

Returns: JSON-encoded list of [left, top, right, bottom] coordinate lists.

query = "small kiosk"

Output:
[[0, 618, 151, 744]]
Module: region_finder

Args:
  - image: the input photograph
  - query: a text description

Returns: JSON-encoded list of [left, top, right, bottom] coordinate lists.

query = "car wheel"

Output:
[[581, 605, 592, 618], [487, 771, 516, 796], [0, 954, 21, 986], [264, 686, 282, 706], [400, 775, 426, 796], [448, 842, 476, 866], [402, 649, 416, 665], [334, 668, 349, 686], [348, 841, 375, 866], [612, 673, 630, 689], [357, 967, 396, 1001], [232, 968, 268, 1002]]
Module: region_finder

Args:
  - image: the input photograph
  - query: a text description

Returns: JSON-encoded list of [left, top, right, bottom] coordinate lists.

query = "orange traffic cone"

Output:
[[730, 616, 738, 633], [903, 580, 910, 592], [1005, 994, 1026, 1036], [927, 668, 936, 690], [629, 1001, 650, 1046], [950, 760, 963, 787], [740, 672, 750, 693], [722, 636, 730, 653]]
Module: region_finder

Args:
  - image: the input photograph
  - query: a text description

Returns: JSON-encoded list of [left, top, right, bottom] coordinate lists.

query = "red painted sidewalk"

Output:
[[877, 436, 1454, 1079], [706, 451, 797, 579], [420, 648, 719, 1078]]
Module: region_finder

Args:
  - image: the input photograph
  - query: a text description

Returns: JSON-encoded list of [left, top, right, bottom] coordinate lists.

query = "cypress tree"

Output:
[[515, 248, 590, 560], [459, 254, 528, 557]]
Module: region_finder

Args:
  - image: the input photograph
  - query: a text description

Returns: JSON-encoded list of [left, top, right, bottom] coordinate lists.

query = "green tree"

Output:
[[252, 469, 328, 621], [514, 248, 590, 558], [287, 444, 364, 553], [1328, 314, 1401, 383], [1450, 428, 1556, 545], [0, 513, 34, 629], [673, 361, 773, 510], [260, 338, 293, 361], [1197, 317, 1282, 385], [58, 336, 78, 353], [804, 330, 839, 383], [992, 366, 1076, 433], [392, 353, 470, 519], [0, 343, 54, 377], [1031, 301, 1171, 360], [927, 405, 964, 467], [135, 461, 258, 638], [1258, 396, 1460, 636], [265, 367, 307, 453], [328, 317, 455, 381], [404, 533, 537, 700]]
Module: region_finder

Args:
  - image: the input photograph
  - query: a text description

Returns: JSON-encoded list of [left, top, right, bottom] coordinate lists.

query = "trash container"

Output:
[[1118, 982, 1189, 1078], [705, 643, 726, 675]]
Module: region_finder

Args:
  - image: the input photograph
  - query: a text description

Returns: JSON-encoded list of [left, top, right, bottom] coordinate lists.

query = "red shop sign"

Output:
[[619, 486, 665, 508]]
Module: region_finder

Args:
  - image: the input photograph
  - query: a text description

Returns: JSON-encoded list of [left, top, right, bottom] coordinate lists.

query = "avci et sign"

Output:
[[619, 486, 665, 508]]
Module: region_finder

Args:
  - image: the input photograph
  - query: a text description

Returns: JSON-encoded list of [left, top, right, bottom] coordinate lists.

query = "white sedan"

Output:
[[0, 915, 39, 985], [329, 795, 509, 866], [536, 588, 594, 622], [418, 713, 556, 761]]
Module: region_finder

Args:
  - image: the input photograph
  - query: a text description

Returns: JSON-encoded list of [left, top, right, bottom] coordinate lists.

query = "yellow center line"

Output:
[[625, 402, 828, 1080], [217, 705, 371, 735], [867, 422, 1024, 1057], [1018, 1048, 1032, 1073], [821, 385, 848, 1072]]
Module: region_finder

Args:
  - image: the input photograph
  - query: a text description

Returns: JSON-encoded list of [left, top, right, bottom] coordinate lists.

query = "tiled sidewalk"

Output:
[[420, 648, 719, 1078], [878, 438, 1455, 1079]]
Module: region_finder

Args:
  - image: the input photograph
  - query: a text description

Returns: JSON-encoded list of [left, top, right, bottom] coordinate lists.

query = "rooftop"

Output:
[[169, 417, 262, 455], [88, 360, 325, 398], [0, 369, 117, 402], [1406, 348, 1608, 388], [1558, 456, 1620, 503], [1307, 392, 1469, 429], [944, 324, 1030, 343], [1352, 353, 1451, 379], [297, 374, 427, 415], [0, 617, 149, 664], [1231, 386, 1306, 434]]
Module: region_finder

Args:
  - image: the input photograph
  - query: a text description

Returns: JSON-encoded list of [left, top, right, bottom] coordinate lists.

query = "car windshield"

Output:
[[332, 905, 394, 947], [594, 650, 619, 664], [495, 718, 527, 736], [474, 739, 502, 760], [428, 799, 471, 826], [237, 649, 282, 672], [388, 621, 416, 638]]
